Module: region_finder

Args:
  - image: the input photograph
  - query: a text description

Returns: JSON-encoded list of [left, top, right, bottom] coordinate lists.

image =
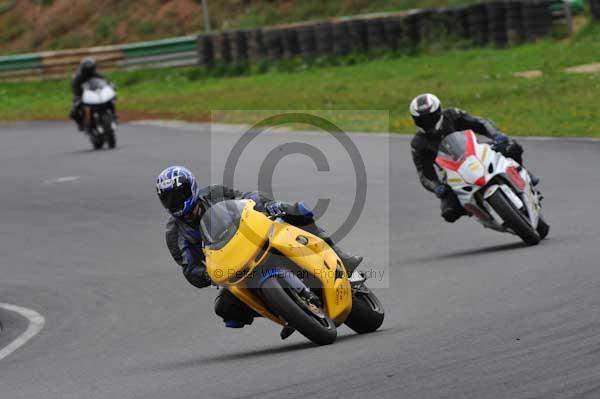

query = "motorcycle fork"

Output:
[[83, 106, 92, 130]]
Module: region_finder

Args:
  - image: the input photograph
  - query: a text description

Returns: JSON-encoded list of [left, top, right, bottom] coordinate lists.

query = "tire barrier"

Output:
[[506, 1, 526, 44], [448, 6, 471, 40], [382, 15, 405, 50], [198, 34, 214, 66], [296, 23, 317, 57], [313, 22, 335, 55], [261, 27, 284, 60], [0, 1, 571, 80], [487, 1, 509, 47], [246, 29, 266, 61], [422, 9, 452, 43], [365, 16, 388, 51], [280, 26, 300, 58], [332, 20, 352, 55], [523, 0, 553, 41], [212, 32, 232, 64], [593, 0, 600, 21], [229, 30, 249, 63], [346, 18, 368, 53], [467, 3, 489, 46]]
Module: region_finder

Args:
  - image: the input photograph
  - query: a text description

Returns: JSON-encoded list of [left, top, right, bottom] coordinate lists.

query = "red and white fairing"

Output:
[[435, 130, 541, 233]]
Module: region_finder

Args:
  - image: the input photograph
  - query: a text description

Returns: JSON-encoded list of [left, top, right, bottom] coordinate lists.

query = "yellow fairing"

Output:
[[204, 201, 272, 286], [269, 223, 352, 324], [203, 200, 353, 326]]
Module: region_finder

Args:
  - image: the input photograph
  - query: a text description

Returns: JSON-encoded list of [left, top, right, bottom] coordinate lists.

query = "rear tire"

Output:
[[487, 190, 540, 246], [101, 111, 116, 149], [261, 277, 337, 346], [345, 291, 385, 334]]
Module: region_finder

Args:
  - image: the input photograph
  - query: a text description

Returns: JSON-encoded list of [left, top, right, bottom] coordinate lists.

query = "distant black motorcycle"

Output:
[[80, 78, 117, 150]]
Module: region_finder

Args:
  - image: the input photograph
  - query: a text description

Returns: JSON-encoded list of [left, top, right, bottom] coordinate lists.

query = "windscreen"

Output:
[[438, 131, 469, 162], [84, 78, 107, 91], [199, 200, 246, 250]]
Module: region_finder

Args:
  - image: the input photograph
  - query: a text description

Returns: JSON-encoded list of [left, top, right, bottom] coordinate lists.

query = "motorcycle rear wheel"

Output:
[[344, 290, 384, 334], [101, 111, 116, 149], [261, 277, 337, 346], [487, 190, 540, 246]]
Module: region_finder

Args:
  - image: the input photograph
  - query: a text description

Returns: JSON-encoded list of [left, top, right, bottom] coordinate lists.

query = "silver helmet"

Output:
[[409, 93, 443, 134]]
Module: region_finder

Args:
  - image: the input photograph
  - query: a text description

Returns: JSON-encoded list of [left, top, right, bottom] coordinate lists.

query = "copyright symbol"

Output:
[[222, 112, 367, 242]]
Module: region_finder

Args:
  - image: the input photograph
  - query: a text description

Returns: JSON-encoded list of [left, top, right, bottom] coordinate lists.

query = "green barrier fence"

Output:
[[0, 53, 41, 72], [121, 36, 197, 59]]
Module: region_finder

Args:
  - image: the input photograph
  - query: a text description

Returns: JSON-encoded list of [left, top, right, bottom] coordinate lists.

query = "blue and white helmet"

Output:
[[156, 166, 199, 218]]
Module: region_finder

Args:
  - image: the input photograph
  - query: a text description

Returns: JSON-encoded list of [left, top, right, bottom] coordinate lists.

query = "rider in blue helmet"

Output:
[[156, 166, 200, 219], [156, 166, 363, 332]]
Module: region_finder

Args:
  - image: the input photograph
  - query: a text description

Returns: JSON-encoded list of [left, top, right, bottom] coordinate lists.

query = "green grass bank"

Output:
[[1, 22, 599, 136]]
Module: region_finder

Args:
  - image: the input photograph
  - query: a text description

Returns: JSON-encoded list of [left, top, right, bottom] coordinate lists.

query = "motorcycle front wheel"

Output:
[[487, 190, 540, 246], [89, 134, 104, 150], [261, 277, 337, 346]]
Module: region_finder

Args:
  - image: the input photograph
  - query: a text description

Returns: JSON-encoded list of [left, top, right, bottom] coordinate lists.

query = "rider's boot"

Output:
[[312, 226, 363, 274]]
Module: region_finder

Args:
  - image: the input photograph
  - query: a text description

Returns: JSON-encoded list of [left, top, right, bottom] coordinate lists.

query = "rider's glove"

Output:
[[492, 134, 509, 150], [434, 184, 450, 199], [494, 134, 509, 145], [507, 140, 524, 163], [265, 201, 285, 217]]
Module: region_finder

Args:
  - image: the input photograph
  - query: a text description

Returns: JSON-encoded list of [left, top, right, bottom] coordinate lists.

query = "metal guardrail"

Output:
[[0, 53, 41, 72], [0, 0, 574, 81], [121, 36, 197, 58]]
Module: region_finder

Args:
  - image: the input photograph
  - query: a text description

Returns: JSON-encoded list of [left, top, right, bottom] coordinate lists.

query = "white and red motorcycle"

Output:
[[435, 130, 549, 245]]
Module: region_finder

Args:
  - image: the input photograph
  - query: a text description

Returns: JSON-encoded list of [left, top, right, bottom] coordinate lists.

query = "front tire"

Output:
[[90, 135, 104, 150], [261, 277, 337, 346], [487, 190, 540, 246], [345, 291, 385, 334], [537, 215, 550, 240]]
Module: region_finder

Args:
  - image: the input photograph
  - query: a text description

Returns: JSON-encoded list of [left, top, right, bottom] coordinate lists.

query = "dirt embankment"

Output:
[[0, 0, 204, 53], [0, 0, 471, 54]]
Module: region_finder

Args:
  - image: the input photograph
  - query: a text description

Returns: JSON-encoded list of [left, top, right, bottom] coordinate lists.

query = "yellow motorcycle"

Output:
[[201, 199, 384, 345]]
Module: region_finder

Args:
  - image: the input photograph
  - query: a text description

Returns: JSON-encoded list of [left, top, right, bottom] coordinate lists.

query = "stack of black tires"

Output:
[[591, 0, 600, 21], [523, 0, 553, 40], [486, 1, 509, 46], [506, 1, 526, 44], [466, 3, 489, 45], [196, 0, 559, 68]]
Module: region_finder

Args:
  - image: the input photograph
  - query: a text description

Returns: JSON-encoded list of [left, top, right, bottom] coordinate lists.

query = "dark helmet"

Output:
[[409, 93, 443, 134], [156, 166, 200, 218], [79, 57, 97, 77]]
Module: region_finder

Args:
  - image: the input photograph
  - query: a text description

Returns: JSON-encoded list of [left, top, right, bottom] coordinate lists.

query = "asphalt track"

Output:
[[1, 121, 600, 399]]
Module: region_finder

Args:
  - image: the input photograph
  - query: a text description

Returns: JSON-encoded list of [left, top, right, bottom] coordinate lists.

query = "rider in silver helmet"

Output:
[[409, 93, 537, 223]]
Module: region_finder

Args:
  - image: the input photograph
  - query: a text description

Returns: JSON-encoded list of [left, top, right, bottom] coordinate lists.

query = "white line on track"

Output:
[[43, 176, 81, 185], [0, 303, 45, 361]]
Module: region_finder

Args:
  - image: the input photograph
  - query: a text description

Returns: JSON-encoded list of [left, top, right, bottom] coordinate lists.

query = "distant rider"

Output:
[[69, 57, 104, 132], [156, 166, 363, 329], [409, 93, 538, 223]]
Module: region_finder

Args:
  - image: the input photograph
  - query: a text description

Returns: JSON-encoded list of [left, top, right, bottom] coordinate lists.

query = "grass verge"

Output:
[[1, 22, 600, 136]]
